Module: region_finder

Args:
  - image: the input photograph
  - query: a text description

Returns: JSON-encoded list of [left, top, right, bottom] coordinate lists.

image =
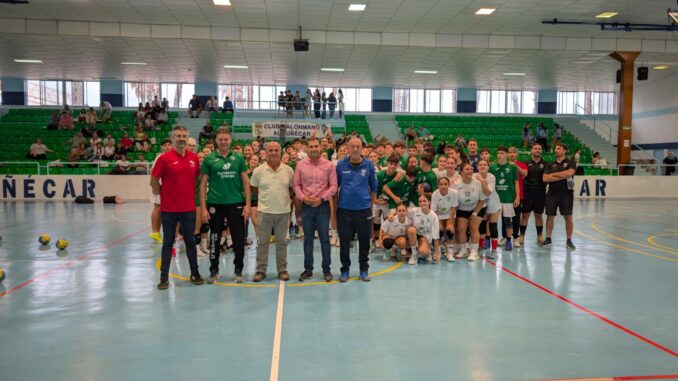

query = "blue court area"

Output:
[[1, 199, 677, 381]]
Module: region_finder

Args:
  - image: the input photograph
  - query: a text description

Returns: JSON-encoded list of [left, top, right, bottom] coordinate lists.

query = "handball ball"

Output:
[[421, 183, 432, 193], [0, 268, 5, 283], [38, 234, 51, 246], [56, 239, 69, 250]]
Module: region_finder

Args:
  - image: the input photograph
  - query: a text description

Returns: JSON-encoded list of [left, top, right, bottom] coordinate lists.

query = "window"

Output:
[[477, 90, 536, 114], [124, 82, 160, 107], [160, 83, 195, 108], [557, 91, 617, 115], [27, 80, 100, 106], [316, 87, 372, 112], [0, 79, 3, 105], [218, 85, 287, 110], [393, 89, 456, 113]]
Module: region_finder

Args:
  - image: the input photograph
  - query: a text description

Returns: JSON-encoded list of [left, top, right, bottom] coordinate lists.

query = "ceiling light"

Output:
[[503, 72, 526, 76], [653, 65, 669, 70], [414, 70, 437, 74], [348, 4, 366, 11], [14, 59, 43, 64], [595, 12, 618, 19], [213, 0, 231, 5], [121, 62, 147, 65], [321, 68, 344, 72], [475, 8, 496, 15], [224, 65, 248, 69]]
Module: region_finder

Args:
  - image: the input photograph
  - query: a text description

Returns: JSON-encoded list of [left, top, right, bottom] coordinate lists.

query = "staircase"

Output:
[[555, 116, 619, 167], [366, 113, 399, 142], [176, 114, 206, 140]]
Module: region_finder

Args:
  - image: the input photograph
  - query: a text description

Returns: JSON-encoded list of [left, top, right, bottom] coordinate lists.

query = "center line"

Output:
[[270, 281, 285, 381]]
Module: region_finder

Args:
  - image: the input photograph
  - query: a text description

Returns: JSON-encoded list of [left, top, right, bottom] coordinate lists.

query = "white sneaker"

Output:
[[408, 252, 418, 265], [446, 252, 455, 262], [500, 238, 507, 247], [197, 245, 207, 257], [424, 254, 433, 263], [513, 239, 521, 248], [467, 250, 480, 261], [454, 247, 468, 259], [296, 227, 304, 239]]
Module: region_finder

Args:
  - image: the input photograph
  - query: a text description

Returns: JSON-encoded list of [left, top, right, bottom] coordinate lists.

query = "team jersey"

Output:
[[524, 158, 547, 191], [376, 169, 398, 199], [377, 156, 387, 168], [436, 169, 460, 185], [201, 151, 247, 205], [454, 178, 488, 212], [431, 188, 459, 220], [408, 207, 440, 241], [384, 177, 418, 209], [381, 217, 411, 237], [490, 162, 518, 204], [416, 169, 438, 193], [474, 172, 500, 213], [545, 158, 577, 195], [514, 161, 527, 200]]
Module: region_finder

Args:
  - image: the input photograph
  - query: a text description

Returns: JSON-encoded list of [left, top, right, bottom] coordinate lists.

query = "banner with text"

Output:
[[252, 120, 330, 138], [1, 175, 151, 201], [574, 176, 678, 199]]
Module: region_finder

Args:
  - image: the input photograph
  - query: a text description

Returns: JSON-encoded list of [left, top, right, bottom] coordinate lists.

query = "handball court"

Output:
[[0, 199, 677, 381]]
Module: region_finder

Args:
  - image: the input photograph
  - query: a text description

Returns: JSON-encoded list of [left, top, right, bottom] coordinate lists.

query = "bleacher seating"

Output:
[[344, 115, 372, 142], [0, 108, 177, 175]]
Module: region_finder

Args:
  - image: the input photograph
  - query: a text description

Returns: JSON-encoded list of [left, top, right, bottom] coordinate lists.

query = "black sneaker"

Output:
[[541, 237, 553, 247], [157, 278, 169, 290], [207, 272, 219, 284], [190, 274, 205, 285], [566, 239, 576, 250], [298, 270, 313, 282], [323, 272, 333, 282]]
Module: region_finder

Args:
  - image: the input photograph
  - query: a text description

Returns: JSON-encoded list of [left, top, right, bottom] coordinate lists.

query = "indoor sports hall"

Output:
[[1, 1, 677, 381]]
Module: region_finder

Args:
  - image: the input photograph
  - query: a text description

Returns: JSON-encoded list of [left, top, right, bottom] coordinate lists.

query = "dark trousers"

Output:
[[160, 211, 199, 280], [313, 103, 320, 118], [301, 201, 331, 273], [337, 208, 372, 273], [208, 203, 246, 275]]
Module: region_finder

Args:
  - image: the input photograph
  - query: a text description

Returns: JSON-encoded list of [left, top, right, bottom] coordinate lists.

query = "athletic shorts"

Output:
[[150, 193, 160, 205], [456, 207, 486, 220], [416, 234, 434, 246], [545, 192, 574, 216], [372, 203, 390, 221], [523, 188, 546, 214], [501, 203, 516, 218]]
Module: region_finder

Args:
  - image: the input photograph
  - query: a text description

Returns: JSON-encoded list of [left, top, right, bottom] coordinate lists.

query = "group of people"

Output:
[[277, 89, 345, 119], [47, 102, 113, 132], [150, 125, 578, 290]]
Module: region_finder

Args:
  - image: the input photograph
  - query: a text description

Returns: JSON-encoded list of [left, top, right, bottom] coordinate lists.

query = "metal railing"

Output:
[[574, 103, 617, 143], [617, 163, 678, 176], [0, 161, 42, 174], [45, 161, 151, 175], [212, 100, 346, 120]]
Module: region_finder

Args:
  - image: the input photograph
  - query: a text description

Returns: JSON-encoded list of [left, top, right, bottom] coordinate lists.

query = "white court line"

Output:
[[270, 281, 285, 381]]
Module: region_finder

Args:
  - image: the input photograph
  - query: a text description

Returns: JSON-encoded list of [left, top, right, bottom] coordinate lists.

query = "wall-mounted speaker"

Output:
[[637, 67, 648, 81]]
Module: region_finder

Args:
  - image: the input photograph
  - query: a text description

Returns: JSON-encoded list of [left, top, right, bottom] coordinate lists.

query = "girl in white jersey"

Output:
[[431, 177, 459, 261], [474, 159, 501, 259], [406, 195, 440, 264], [380, 204, 412, 261], [453, 162, 487, 261], [433, 156, 447, 178], [438, 157, 461, 185]]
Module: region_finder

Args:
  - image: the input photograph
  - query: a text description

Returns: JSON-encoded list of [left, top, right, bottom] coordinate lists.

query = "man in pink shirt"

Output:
[[294, 136, 338, 282]]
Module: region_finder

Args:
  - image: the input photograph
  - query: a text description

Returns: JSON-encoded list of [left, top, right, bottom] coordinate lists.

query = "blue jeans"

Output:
[[301, 201, 331, 273], [160, 211, 199, 280]]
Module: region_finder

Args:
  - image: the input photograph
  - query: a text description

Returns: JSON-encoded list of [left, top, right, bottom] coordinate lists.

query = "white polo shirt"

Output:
[[250, 162, 295, 214]]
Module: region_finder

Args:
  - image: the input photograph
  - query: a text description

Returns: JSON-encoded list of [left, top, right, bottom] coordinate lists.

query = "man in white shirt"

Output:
[[28, 138, 54, 160]]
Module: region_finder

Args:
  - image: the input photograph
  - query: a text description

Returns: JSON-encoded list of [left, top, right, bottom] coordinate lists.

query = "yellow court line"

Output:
[[155, 258, 403, 287], [589, 223, 678, 256], [574, 229, 678, 263], [647, 234, 678, 255]]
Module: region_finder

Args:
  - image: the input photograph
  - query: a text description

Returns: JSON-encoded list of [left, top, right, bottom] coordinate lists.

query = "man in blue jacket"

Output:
[[335, 137, 378, 282]]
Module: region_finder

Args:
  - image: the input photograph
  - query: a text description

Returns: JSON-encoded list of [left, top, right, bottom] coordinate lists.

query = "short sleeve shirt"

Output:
[[545, 158, 577, 195], [151, 149, 200, 213], [250, 163, 295, 214], [490, 163, 518, 204], [201, 151, 247, 205]]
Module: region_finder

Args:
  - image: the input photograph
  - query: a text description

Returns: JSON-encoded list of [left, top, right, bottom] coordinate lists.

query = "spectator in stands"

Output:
[[77, 108, 87, 123], [103, 140, 116, 160], [90, 131, 102, 148], [156, 109, 168, 125], [114, 141, 127, 159], [286, 90, 294, 117], [62, 104, 72, 116], [91, 142, 104, 161], [321, 91, 328, 119], [135, 103, 144, 118], [74, 143, 89, 161], [100, 101, 112, 123], [536, 123, 548, 150], [313, 89, 321, 118], [200, 121, 215, 142], [522, 123, 530, 148], [67, 131, 87, 149], [592, 152, 608, 169], [294, 91, 302, 112], [303, 89, 312, 118], [205, 96, 218, 113], [663, 152, 677, 175], [120, 132, 134, 152], [405, 124, 417, 143], [27, 138, 54, 160], [135, 127, 151, 153], [278, 91, 286, 112], [59, 111, 74, 130], [133, 153, 149, 174], [551, 123, 562, 153], [103, 133, 115, 146], [47, 111, 60, 130], [111, 154, 130, 175], [151, 96, 160, 108], [161, 97, 169, 111], [417, 125, 431, 140], [222, 96, 234, 113], [572, 148, 581, 164], [143, 114, 156, 130], [328, 92, 337, 118], [188, 95, 202, 118], [454, 134, 467, 150], [337, 89, 344, 119]]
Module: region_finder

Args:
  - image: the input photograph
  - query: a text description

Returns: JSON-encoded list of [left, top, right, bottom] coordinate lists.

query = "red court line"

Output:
[[484, 259, 678, 359], [0, 226, 150, 298], [614, 375, 678, 380]]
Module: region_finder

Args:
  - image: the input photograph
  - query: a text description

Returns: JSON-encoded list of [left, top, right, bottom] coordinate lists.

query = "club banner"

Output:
[[252, 120, 331, 138]]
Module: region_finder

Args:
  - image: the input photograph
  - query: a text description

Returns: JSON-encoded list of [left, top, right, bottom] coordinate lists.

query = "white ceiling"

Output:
[[0, 0, 677, 89]]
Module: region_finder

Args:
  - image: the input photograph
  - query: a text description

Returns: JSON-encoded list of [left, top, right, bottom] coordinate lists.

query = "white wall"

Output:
[[1, 176, 150, 201], [632, 71, 678, 145]]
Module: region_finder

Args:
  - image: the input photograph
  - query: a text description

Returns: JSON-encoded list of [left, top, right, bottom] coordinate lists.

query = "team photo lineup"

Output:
[[151, 123, 577, 289]]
